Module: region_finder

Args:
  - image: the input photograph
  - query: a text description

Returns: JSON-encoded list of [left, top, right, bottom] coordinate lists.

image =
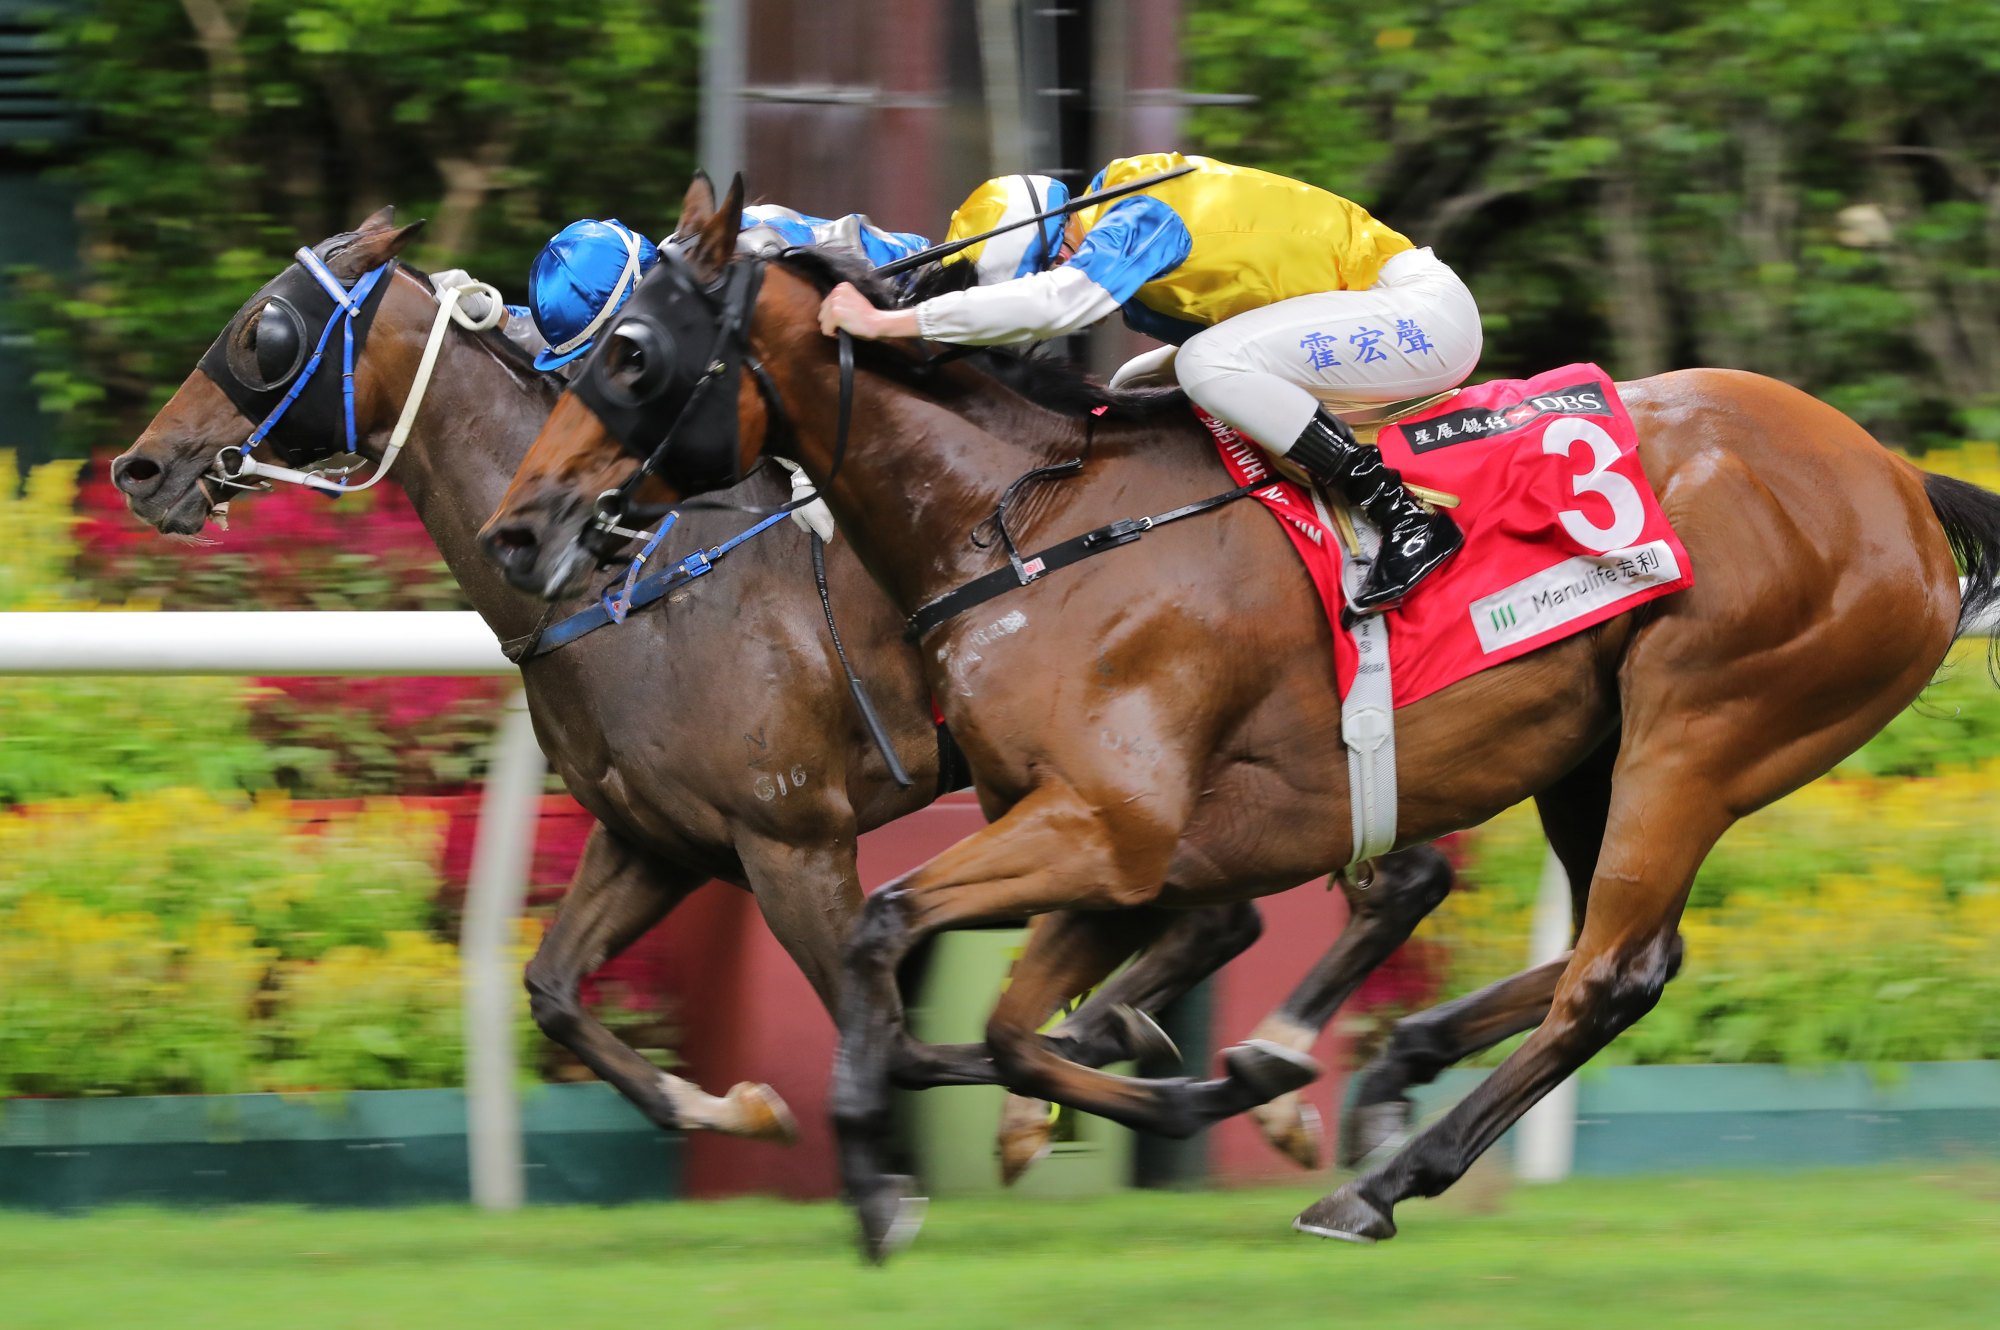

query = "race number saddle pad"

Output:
[[1205, 363, 1694, 708]]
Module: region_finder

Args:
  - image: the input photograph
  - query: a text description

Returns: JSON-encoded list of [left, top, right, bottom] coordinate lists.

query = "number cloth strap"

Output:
[[1314, 486, 1399, 867]]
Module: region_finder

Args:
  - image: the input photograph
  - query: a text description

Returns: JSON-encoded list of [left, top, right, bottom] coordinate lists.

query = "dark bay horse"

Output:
[[107, 207, 1305, 1162], [487, 179, 2000, 1259]]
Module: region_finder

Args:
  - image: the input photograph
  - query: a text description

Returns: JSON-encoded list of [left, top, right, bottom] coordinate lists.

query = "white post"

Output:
[[1516, 846, 1576, 1182], [976, 0, 1028, 174], [460, 689, 545, 1211], [700, 0, 745, 181]]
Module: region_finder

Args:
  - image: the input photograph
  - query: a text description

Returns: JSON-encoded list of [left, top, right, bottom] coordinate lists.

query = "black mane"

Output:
[[769, 247, 1187, 423]]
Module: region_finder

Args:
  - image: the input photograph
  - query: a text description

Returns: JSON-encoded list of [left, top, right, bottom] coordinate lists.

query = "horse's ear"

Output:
[[358, 205, 398, 234], [686, 173, 744, 281], [675, 172, 717, 239], [327, 218, 427, 280]]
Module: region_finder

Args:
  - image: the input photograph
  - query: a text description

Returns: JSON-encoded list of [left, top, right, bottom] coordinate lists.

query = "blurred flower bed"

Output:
[[0, 452, 674, 1096]]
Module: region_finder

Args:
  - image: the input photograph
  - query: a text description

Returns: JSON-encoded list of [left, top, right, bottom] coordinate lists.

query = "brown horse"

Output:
[[106, 207, 1311, 1166], [487, 178, 2000, 1259]]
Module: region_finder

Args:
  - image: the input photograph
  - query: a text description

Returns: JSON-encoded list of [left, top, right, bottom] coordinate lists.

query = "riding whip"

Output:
[[873, 164, 1198, 278]]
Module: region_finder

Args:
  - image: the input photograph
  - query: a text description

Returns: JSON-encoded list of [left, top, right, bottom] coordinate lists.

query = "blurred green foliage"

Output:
[[0, 675, 278, 802], [1187, 0, 2000, 448], [0, 790, 441, 960], [14, 0, 699, 454], [0, 792, 515, 1096]]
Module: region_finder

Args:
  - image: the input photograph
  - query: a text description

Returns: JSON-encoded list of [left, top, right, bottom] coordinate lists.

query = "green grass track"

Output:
[[1, 1168, 1995, 1329]]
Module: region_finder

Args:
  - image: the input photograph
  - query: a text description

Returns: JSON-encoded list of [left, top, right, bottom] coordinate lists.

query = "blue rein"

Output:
[[518, 508, 795, 658]]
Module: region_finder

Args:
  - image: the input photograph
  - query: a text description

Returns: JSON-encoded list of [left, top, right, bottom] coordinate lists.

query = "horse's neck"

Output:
[[374, 332, 564, 642]]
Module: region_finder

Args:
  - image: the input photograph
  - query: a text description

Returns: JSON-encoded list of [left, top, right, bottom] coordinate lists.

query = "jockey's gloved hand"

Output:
[[430, 269, 497, 324]]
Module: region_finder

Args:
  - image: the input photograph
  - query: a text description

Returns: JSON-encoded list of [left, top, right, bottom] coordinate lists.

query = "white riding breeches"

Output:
[[1164, 247, 1482, 453]]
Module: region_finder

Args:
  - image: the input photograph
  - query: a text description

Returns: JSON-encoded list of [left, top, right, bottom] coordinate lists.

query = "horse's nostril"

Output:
[[112, 455, 162, 493], [489, 525, 538, 552]]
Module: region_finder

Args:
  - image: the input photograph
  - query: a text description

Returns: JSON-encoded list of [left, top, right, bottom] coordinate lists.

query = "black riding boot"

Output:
[[1284, 407, 1463, 615]]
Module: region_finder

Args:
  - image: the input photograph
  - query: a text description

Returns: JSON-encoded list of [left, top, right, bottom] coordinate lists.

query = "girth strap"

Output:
[[934, 720, 973, 796], [905, 482, 1260, 641]]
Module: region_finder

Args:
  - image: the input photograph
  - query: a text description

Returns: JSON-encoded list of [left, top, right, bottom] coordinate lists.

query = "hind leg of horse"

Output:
[[527, 826, 792, 1140], [1340, 739, 1616, 1166], [1294, 760, 1727, 1243]]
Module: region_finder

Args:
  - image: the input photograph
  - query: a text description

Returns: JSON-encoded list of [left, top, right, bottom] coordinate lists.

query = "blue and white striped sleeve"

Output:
[[914, 196, 1191, 346]]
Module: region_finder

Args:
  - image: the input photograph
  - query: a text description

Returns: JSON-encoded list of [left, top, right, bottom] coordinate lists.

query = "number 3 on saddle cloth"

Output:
[[1205, 363, 1695, 710]]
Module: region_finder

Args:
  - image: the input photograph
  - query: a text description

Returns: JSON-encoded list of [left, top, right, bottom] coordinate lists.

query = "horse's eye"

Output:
[[602, 320, 675, 404], [253, 303, 303, 384], [228, 298, 308, 390], [609, 334, 648, 382]]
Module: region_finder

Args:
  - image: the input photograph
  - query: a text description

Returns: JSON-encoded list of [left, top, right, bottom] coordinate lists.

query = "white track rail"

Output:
[[0, 611, 541, 1210]]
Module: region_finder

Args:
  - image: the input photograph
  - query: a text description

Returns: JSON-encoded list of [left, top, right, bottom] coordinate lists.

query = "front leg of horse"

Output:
[[832, 782, 1164, 1262], [528, 827, 794, 1141], [1052, 844, 1456, 1167], [991, 901, 1262, 1182], [880, 902, 1250, 1110], [1232, 846, 1458, 1168]]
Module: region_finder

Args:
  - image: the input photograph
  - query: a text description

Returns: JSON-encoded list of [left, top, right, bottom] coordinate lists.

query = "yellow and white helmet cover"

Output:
[[942, 174, 1073, 286]]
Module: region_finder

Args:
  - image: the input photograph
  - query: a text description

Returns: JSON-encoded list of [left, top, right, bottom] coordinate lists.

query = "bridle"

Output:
[[197, 245, 502, 499], [572, 245, 852, 544]]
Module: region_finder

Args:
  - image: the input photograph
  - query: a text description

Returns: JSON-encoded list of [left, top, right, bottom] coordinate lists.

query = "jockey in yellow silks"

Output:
[[818, 153, 1482, 614]]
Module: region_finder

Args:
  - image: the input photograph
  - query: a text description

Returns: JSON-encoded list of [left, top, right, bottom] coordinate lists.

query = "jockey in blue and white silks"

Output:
[[819, 155, 1481, 614], [523, 210, 931, 373], [735, 204, 932, 268]]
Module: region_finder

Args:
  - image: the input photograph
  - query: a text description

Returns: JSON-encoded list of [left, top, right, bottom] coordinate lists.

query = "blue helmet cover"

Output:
[[529, 218, 660, 370]]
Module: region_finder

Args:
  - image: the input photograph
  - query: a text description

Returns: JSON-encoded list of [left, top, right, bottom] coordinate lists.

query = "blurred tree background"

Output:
[[12, 0, 2000, 452], [1185, 0, 2000, 448], [12, 0, 700, 456]]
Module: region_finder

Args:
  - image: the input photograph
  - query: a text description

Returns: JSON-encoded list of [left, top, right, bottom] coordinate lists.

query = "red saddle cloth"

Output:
[[1205, 363, 1693, 708]]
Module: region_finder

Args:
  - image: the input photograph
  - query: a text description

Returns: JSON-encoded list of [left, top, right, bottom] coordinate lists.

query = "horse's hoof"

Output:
[[1113, 1004, 1182, 1066], [1336, 1098, 1411, 1171], [997, 1096, 1055, 1186], [1250, 1091, 1323, 1170], [725, 1081, 799, 1144], [1221, 1038, 1322, 1101], [853, 1175, 929, 1265], [1293, 1185, 1397, 1244]]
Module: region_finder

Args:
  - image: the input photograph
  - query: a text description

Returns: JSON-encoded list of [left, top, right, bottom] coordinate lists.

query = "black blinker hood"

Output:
[[569, 249, 762, 497], [195, 257, 399, 466]]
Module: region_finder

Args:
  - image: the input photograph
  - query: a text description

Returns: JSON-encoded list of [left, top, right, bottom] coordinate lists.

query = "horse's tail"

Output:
[[1923, 471, 2000, 673]]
